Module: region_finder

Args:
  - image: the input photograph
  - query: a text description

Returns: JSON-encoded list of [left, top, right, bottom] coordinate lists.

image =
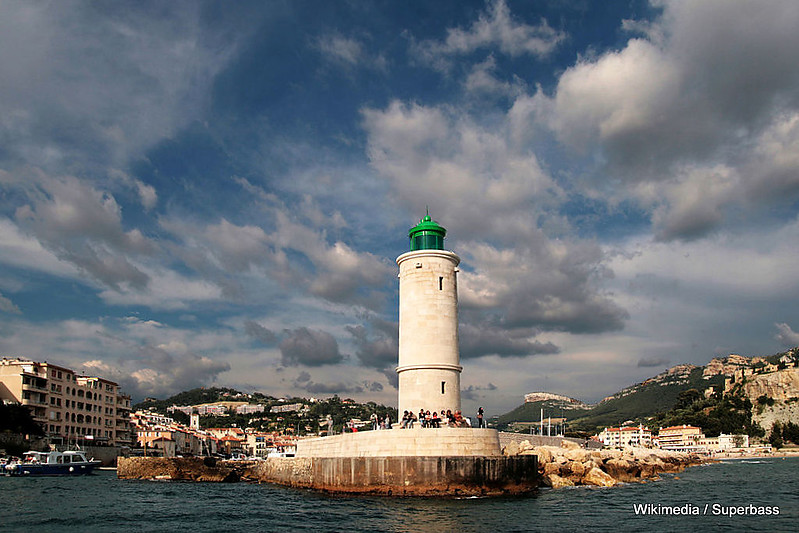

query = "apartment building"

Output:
[[0, 357, 132, 447], [597, 425, 653, 448], [657, 425, 704, 451]]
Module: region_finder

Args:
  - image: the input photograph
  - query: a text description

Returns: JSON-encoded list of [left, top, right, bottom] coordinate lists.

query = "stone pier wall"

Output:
[[118, 455, 539, 497]]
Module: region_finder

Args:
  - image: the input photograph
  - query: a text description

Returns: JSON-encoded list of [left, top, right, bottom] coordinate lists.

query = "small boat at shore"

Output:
[[3, 450, 101, 476]]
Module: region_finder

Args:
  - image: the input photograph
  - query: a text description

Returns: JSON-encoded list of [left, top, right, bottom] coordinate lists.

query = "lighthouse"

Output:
[[396, 214, 462, 418]]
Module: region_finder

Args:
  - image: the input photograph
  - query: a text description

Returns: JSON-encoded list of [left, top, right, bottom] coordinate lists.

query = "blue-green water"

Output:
[[2, 458, 798, 532]]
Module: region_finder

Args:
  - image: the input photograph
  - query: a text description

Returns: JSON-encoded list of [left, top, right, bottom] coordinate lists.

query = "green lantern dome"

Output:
[[409, 214, 446, 251]]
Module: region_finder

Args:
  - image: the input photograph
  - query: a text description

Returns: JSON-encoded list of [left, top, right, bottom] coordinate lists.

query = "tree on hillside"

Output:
[[781, 422, 799, 445], [675, 389, 703, 410], [770, 422, 784, 449]]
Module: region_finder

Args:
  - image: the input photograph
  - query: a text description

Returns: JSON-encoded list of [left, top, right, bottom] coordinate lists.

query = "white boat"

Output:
[[3, 450, 101, 476]]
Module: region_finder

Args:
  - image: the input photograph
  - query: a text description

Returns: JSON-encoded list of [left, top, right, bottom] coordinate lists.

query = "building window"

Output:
[[441, 381, 446, 394], [439, 276, 443, 290]]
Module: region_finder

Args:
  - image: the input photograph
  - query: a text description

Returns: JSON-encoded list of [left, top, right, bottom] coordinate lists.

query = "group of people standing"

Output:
[[396, 407, 485, 429], [354, 407, 486, 433], [369, 412, 392, 430]]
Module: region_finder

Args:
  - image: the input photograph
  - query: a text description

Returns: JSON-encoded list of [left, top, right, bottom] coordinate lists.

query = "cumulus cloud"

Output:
[[9, 170, 154, 290], [637, 357, 670, 368], [412, 0, 565, 70], [459, 322, 558, 359], [318, 34, 364, 65], [0, 1, 245, 171], [296, 380, 364, 395], [462, 382, 498, 401], [0, 216, 77, 278], [464, 55, 525, 98], [244, 320, 278, 345], [280, 327, 344, 367], [204, 219, 271, 272], [85, 348, 230, 400], [0, 291, 21, 314], [775, 323, 799, 346], [163, 185, 394, 310], [362, 100, 559, 237], [544, 0, 799, 240], [72, 317, 232, 401], [346, 316, 398, 370]]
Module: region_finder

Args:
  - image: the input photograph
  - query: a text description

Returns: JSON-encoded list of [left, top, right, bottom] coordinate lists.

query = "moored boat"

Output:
[[3, 450, 101, 476]]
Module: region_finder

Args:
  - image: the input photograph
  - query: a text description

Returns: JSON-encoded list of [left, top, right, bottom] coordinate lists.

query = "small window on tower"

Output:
[[439, 276, 443, 290], [441, 381, 446, 394]]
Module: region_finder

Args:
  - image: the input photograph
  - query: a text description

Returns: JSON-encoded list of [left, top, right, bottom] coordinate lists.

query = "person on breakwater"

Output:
[[477, 407, 485, 428]]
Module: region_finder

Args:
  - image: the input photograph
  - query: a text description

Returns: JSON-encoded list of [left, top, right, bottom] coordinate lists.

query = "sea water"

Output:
[[2, 457, 797, 532]]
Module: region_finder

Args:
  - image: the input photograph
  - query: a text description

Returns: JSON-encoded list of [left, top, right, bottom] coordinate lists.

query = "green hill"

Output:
[[499, 364, 727, 435], [496, 398, 592, 430], [133, 387, 275, 412], [568, 367, 726, 432]]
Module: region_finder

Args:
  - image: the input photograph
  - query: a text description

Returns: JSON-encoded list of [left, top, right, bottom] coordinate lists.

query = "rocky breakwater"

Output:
[[117, 457, 261, 482], [502, 440, 706, 488]]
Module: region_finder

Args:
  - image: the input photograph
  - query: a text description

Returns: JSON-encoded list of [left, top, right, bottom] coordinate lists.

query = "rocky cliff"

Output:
[[743, 367, 799, 401], [703, 354, 758, 378]]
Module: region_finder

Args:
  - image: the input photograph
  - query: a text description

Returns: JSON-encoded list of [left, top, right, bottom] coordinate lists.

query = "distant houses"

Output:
[[595, 423, 757, 454], [132, 409, 296, 458]]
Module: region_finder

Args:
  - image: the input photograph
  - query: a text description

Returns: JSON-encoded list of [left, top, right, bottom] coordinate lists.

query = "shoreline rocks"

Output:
[[503, 439, 707, 488], [117, 457, 258, 482]]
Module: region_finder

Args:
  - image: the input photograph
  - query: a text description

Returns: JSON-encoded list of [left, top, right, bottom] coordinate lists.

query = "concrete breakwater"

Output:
[[502, 439, 707, 488], [117, 455, 539, 496]]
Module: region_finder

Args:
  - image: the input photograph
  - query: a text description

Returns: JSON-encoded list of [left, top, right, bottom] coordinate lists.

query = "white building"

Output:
[[0, 357, 132, 446], [597, 425, 652, 448]]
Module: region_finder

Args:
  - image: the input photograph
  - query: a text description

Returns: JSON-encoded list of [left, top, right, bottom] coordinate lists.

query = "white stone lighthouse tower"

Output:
[[396, 214, 461, 417]]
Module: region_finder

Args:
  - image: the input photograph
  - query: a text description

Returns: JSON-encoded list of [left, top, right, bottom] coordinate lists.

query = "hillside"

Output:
[[132, 387, 397, 435], [134, 387, 275, 412], [499, 348, 799, 435], [497, 394, 592, 430], [567, 366, 726, 432]]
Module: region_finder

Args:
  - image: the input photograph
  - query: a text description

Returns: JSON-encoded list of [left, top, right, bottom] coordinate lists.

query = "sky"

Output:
[[2, 0, 799, 415]]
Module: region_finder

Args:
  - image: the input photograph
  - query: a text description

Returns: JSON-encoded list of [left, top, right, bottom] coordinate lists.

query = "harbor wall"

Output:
[[498, 432, 604, 450], [296, 427, 501, 457], [252, 455, 538, 496], [117, 455, 539, 497]]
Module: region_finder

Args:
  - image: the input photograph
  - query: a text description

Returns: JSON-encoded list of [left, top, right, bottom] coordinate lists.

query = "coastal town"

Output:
[[2, 352, 795, 469]]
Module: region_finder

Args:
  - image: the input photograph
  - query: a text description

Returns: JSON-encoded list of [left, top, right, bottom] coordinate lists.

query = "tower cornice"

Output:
[[396, 249, 460, 266]]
